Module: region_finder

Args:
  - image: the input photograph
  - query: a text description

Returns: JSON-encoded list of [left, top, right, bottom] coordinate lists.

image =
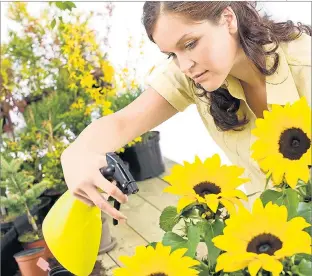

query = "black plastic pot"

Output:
[[48, 266, 74, 276], [36, 196, 52, 224], [13, 197, 51, 235], [118, 131, 165, 181], [42, 188, 66, 209], [1, 220, 13, 232], [1, 227, 23, 276]]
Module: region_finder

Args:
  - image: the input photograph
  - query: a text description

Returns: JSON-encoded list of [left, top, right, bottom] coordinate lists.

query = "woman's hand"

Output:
[[61, 142, 128, 222]]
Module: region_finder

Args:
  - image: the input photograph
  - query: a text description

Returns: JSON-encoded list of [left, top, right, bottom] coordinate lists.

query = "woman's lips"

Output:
[[193, 70, 208, 83]]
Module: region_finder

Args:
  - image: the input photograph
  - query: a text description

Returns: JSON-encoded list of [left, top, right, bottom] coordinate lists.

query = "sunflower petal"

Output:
[[177, 196, 196, 213], [248, 259, 262, 276], [258, 254, 283, 276], [205, 194, 219, 212], [220, 189, 248, 201], [252, 198, 264, 215], [220, 198, 237, 216]]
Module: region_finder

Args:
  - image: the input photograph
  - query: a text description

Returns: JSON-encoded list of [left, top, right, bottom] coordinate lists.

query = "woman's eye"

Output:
[[185, 40, 197, 50]]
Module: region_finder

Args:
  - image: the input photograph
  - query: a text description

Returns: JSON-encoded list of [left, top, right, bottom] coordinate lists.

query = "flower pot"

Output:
[[98, 213, 117, 254], [36, 197, 52, 225], [14, 247, 47, 276], [1, 227, 23, 276], [22, 238, 54, 260], [118, 131, 165, 181], [42, 188, 67, 210], [48, 266, 74, 276], [1, 220, 13, 232], [13, 213, 33, 236]]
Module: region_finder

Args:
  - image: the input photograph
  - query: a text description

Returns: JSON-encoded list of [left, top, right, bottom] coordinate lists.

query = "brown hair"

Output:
[[142, 1, 311, 131]]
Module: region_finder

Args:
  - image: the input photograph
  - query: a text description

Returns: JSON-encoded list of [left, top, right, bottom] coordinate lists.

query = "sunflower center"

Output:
[[149, 274, 167, 276], [247, 233, 283, 256], [193, 181, 221, 197], [279, 128, 311, 160]]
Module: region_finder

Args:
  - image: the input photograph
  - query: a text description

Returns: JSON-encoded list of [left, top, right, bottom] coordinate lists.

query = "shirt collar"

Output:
[[224, 43, 300, 106]]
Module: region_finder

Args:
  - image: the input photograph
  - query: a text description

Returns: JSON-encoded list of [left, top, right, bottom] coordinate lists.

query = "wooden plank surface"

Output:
[[102, 215, 148, 267], [102, 157, 207, 266], [135, 178, 179, 211], [96, 253, 119, 275], [121, 194, 165, 243]]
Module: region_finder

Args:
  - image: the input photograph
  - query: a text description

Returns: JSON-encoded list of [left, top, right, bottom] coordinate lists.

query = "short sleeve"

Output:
[[290, 65, 311, 106], [144, 58, 195, 112], [282, 33, 311, 106]]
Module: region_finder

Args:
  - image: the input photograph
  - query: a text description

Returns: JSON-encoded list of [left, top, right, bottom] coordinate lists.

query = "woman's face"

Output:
[[152, 8, 240, 92]]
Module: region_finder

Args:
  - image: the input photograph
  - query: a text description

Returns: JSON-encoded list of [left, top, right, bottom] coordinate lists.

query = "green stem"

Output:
[[25, 203, 39, 234], [199, 260, 210, 270], [264, 174, 272, 190], [295, 188, 306, 198]]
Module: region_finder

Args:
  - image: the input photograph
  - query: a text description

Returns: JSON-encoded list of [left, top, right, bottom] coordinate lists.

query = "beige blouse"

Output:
[[145, 33, 311, 206]]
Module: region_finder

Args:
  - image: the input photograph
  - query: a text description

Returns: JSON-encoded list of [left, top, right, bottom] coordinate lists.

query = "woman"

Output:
[[61, 1, 311, 222]]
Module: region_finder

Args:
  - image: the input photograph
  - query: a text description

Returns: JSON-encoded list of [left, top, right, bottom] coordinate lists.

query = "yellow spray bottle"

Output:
[[42, 152, 139, 275]]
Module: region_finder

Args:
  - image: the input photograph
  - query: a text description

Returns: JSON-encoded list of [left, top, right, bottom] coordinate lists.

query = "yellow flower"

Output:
[[100, 60, 114, 83], [71, 98, 85, 110], [163, 154, 249, 214], [116, 147, 125, 154], [102, 108, 113, 116], [130, 79, 138, 90], [251, 97, 311, 188], [113, 243, 199, 276], [122, 68, 129, 74], [212, 199, 311, 276], [134, 136, 142, 143], [80, 73, 95, 88], [68, 82, 77, 90]]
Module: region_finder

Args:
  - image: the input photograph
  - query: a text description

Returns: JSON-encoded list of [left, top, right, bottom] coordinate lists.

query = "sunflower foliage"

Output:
[[112, 97, 311, 276]]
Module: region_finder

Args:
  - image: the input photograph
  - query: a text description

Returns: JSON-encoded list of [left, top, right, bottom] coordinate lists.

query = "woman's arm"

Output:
[[61, 87, 178, 221]]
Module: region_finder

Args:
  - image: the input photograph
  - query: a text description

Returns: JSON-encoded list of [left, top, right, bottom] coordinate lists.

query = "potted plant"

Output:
[[110, 88, 165, 181], [0, 157, 54, 275]]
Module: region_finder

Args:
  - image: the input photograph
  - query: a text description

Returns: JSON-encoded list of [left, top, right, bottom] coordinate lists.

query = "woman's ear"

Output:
[[219, 7, 238, 35]]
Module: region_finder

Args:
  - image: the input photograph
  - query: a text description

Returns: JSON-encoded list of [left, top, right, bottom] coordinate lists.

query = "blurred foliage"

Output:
[[0, 2, 116, 204], [0, 157, 49, 217], [0, 2, 150, 217]]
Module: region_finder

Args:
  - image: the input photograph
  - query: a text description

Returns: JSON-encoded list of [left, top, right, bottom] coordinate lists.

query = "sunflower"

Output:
[[163, 154, 249, 214], [251, 97, 311, 188], [113, 242, 199, 276], [212, 199, 311, 276]]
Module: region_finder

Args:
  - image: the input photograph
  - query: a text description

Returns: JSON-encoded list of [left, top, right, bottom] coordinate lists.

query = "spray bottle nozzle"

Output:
[[99, 152, 138, 225]]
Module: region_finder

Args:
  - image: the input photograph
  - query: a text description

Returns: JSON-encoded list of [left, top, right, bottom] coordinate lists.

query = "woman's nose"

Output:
[[178, 55, 195, 75]]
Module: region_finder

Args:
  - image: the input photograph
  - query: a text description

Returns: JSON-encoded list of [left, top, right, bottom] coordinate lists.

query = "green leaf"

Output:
[[282, 188, 300, 219], [55, 1, 65, 10], [297, 202, 312, 223], [186, 224, 201, 258], [260, 189, 283, 206], [53, 122, 64, 132], [162, 231, 188, 252], [65, 1, 76, 10], [203, 219, 225, 267], [51, 18, 56, 29], [147, 242, 157, 249], [261, 188, 299, 219], [159, 206, 180, 232], [298, 259, 312, 276]]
